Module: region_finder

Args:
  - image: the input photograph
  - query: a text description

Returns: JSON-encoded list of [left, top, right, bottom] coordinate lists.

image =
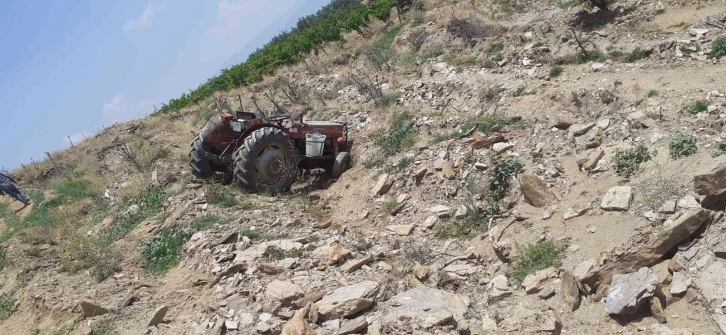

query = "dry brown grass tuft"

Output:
[[61, 234, 122, 282]]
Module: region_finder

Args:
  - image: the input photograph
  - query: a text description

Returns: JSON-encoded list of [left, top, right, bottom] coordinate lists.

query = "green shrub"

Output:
[[549, 66, 563, 78], [375, 111, 418, 155], [142, 229, 192, 273], [509, 240, 562, 282], [669, 134, 697, 159], [488, 155, 523, 200], [0, 248, 6, 271], [421, 48, 444, 60], [613, 144, 652, 178], [713, 149, 726, 158], [687, 100, 709, 114], [388, 156, 415, 172], [61, 235, 122, 282], [487, 42, 504, 54], [412, 11, 425, 25], [0, 293, 16, 321], [710, 36, 726, 59], [647, 90, 658, 97]]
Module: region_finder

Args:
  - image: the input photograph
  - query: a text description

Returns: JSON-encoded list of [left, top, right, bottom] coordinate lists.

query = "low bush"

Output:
[[669, 134, 697, 159], [687, 100, 709, 114], [375, 111, 418, 155], [0, 293, 16, 321], [61, 235, 121, 282], [710, 36, 726, 59], [613, 144, 652, 178], [488, 155, 523, 200], [142, 229, 192, 273], [509, 240, 563, 282]]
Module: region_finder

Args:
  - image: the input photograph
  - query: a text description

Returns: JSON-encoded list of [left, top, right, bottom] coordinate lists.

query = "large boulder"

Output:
[[605, 267, 659, 315], [380, 287, 470, 329], [315, 281, 380, 320], [519, 174, 556, 207]]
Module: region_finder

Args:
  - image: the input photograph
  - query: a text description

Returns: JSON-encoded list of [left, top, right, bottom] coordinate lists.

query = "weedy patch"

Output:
[[191, 215, 229, 231], [669, 134, 697, 159], [375, 111, 418, 155], [549, 65, 563, 78], [241, 229, 261, 240], [409, 28, 427, 52], [266, 246, 305, 260], [142, 229, 192, 274], [687, 100, 709, 114], [487, 42, 504, 54], [488, 155, 523, 200], [381, 199, 399, 214], [205, 184, 239, 208], [647, 90, 659, 97], [509, 240, 563, 283], [435, 200, 499, 238], [613, 143, 653, 178], [104, 185, 166, 241], [61, 235, 121, 282], [0, 293, 16, 321], [387, 156, 415, 173], [711, 36, 726, 59]]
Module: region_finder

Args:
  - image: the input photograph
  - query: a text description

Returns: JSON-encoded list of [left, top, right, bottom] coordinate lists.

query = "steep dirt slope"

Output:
[[2, 0, 726, 334]]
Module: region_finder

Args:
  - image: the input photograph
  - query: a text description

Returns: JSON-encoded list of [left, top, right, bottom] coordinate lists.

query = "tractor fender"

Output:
[[238, 123, 287, 142]]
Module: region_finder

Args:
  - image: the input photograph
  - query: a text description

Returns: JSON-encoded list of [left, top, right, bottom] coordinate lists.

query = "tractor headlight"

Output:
[[231, 120, 244, 132]]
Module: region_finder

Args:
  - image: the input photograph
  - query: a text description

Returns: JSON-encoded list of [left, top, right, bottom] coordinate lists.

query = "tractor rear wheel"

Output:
[[190, 135, 214, 179], [332, 152, 351, 178], [234, 127, 298, 194]]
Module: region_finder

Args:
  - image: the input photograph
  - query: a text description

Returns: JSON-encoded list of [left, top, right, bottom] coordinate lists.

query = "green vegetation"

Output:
[[421, 48, 444, 60], [0, 293, 16, 321], [266, 246, 306, 260], [433, 115, 519, 143], [487, 42, 504, 54], [191, 215, 228, 231], [205, 184, 239, 208], [142, 229, 192, 273], [488, 155, 523, 200], [647, 90, 659, 97], [687, 100, 709, 115], [711, 37, 726, 59], [514, 85, 528, 97], [608, 48, 651, 63], [375, 111, 418, 155], [613, 143, 653, 178], [712, 149, 726, 158], [0, 248, 6, 271], [435, 200, 499, 238], [241, 229, 261, 240], [409, 28, 427, 52], [103, 185, 166, 241], [157, 0, 399, 114], [381, 199, 399, 214], [61, 235, 122, 282], [510, 240, 563, 282], [656, 8, 666, 15], [369, 25, 402, 70], [549, 65, 563, 78], [669, 134, 697, 159]]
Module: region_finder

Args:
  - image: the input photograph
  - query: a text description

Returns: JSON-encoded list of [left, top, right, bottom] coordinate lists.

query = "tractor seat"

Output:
[[303, 121, 342, 127]]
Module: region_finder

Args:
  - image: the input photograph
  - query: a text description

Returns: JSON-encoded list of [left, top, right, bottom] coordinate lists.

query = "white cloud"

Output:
[[123, 2, 165, 32], [103, 95, 152, 123], [62, 132, 89, 147]]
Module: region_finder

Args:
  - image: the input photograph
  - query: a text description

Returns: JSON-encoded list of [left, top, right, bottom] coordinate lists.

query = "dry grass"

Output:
[[633, 163, 690, 212], [61, 234, 122, 282]]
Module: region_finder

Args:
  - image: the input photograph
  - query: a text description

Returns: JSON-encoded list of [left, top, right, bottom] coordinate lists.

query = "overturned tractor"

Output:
[[190, 111, 351, 193]]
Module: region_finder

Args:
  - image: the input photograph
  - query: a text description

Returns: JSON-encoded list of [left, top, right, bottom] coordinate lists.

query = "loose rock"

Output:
[[519, 173, 556, 207], [315, 281, 380, 319], [605, 267, 658, 315], [601, 186, 633, 211], [148, 305, 169, 327], [80, 300, 110, 318]]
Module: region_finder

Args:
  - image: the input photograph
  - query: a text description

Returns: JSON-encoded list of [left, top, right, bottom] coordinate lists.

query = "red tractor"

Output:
[[190, 111, 352, 193]]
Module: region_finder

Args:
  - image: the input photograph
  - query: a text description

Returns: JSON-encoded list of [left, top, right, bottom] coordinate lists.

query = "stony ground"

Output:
[[2, 0, 726, 334]]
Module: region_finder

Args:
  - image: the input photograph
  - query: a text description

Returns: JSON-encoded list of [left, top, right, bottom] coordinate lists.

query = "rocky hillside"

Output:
[[2, 0, 726, 334]]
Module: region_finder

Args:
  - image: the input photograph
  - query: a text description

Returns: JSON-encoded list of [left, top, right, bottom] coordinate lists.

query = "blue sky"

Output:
[[0, 0, 330, 170]]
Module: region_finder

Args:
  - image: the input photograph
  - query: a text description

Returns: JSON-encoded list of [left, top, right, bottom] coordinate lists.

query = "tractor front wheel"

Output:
[[190, 135, 215, 179], [332, 152, 351, 178], [234, 127, 298, 194]]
